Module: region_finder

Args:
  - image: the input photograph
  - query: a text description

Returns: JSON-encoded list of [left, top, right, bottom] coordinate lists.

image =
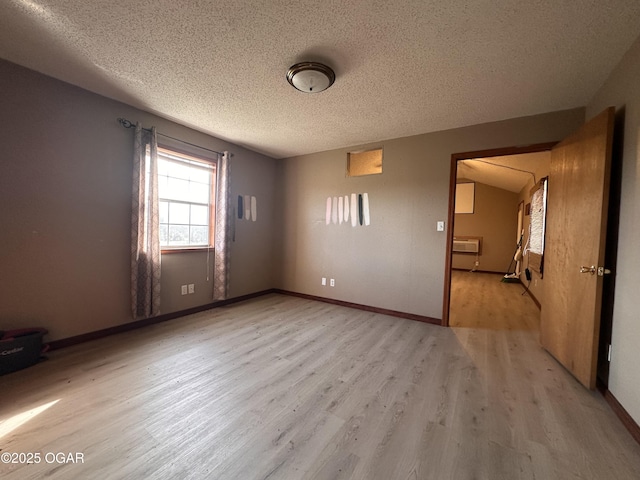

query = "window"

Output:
[[347, 148, 383, 176], [528, 177, 548, 275], [455, 182, 475, 214], [157, 147, 216, 249]]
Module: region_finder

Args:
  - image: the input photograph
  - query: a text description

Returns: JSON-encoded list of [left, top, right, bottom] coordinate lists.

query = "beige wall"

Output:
[[453, 181, 519, 273], [278, 108, 585, 319], [0, 59, 279, 341], [587, 34, 640, 424]]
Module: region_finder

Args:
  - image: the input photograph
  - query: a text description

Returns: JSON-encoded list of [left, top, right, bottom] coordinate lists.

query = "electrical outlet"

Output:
[[321, 277, 326, 286], [181, 285, 188, 295], [330, 278, 335, 287], [188, 284, 195, 294], [474, 261, 479, 267]]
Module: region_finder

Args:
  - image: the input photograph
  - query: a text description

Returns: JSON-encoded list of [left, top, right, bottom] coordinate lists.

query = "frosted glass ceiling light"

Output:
[[286, 62, 335, 93]]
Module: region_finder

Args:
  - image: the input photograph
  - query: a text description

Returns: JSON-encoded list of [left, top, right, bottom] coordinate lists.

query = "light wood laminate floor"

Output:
[[449, 270, 539, 330], [1, 290, 639, 479]]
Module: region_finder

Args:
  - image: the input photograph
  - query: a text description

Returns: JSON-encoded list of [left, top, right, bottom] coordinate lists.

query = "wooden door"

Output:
[[540, 107, 614, 389]]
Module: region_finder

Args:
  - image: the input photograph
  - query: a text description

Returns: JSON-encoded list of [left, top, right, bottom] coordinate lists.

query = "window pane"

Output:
[[159, 201, 168, 223], [190, 226, 208, 245], [159, 224, 168, 245], [348, 148, 383, 176], [455, 183, 475, 214], [169, 202, 190, 224], [168, 225, 189, 245], [158, 175, 169, 198], [529, 180, 547, 255], [190, 182, 210, 204], [191, 204, 209, 225], [166, 177, 189, 202], [158, 159, 169, 176], [190, 168, 211, 184], [157, 148, 215, 248], [167, 161, 191, 180]]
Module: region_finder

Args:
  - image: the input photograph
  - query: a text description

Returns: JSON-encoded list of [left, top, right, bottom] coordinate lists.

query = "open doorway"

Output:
[[442, 143, 556, 329], [442, 109, 617, 391]]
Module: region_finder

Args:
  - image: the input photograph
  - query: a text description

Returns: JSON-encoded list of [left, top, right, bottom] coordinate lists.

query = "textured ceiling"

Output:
[[1, 1, 640, 159]]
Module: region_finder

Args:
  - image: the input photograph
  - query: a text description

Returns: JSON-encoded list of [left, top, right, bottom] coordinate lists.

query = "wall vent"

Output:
[[452, 238, 480, 253]]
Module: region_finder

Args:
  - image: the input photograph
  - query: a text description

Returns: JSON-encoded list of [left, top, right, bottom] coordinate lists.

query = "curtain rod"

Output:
[[117, 117, 228, 157]]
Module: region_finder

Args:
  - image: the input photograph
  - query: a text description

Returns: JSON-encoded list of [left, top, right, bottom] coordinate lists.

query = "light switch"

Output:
[[437, 221, 445, 232]]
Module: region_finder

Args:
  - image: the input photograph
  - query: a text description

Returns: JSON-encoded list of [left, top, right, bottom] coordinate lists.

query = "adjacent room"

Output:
[[2, 1, 640, 478], [449, 151, 551, 330]]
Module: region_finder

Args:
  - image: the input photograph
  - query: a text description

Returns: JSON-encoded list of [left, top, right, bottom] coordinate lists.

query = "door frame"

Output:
[[441, 142, 557, 327]]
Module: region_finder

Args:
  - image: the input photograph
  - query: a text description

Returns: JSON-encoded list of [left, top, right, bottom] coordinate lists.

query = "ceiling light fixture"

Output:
[[286, 62, 335, 93]]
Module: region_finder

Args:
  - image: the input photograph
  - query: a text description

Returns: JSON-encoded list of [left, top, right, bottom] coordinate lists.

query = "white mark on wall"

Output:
[[324, 193, 371, 227], [344, 195, 349, 223], [250, 196, 257, 222], [350, 193, 357, 227], [326, 197, 332, 225], [244, 195, 251, 221], [363, 192, 370, 226], [237, 194, 258, 221]]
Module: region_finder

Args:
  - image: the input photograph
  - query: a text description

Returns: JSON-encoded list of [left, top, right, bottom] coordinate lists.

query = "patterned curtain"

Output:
[[131, 124, 161, 318], [213, 151, 232, 300]]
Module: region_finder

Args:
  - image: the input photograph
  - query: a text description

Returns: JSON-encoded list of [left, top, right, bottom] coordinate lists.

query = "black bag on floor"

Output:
[[0, 328, 49, 375]]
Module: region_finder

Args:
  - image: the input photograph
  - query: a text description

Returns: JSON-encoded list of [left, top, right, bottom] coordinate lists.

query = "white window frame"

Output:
[[157, 147, 216, 251]]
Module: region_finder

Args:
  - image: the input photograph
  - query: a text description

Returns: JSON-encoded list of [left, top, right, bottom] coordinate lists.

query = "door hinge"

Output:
[[608, 344, 612, 362]]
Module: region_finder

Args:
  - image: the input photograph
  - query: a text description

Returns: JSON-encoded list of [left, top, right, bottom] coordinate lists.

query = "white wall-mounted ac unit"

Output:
[[452, 238, 480, 253]]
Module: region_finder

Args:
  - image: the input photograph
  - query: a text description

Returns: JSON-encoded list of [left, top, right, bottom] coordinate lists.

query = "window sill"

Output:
[[161, 247, 214, 254]]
